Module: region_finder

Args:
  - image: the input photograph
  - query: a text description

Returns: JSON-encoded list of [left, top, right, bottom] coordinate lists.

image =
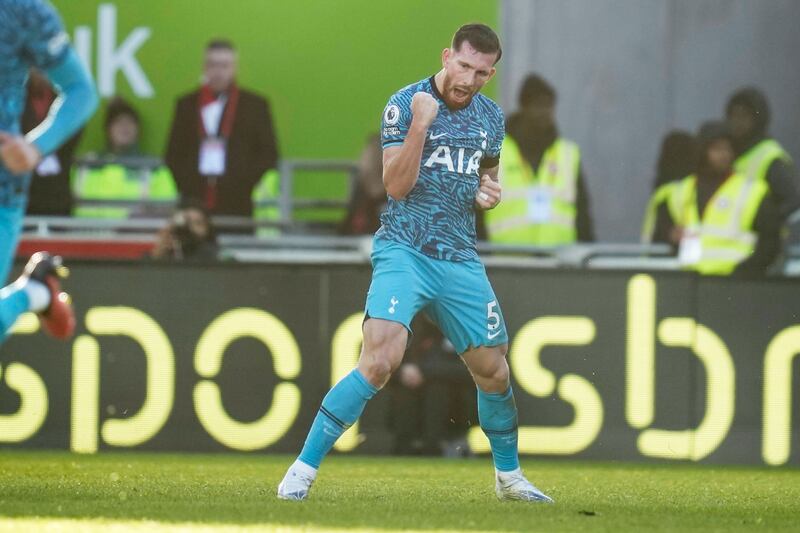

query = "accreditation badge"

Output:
[[678, 229, 703, 266], [527, 186, 553, 223], [199, 137, 227, 176], [36, 154, 61, 176]]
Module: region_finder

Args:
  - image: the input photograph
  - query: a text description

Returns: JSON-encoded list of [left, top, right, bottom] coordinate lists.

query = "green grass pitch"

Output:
[[0, 451, 798, 532]]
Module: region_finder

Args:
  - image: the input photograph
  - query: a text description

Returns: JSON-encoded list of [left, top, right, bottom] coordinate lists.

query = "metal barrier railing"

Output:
[[20, 215, 685, 270], [70, 156, 358, 233], [276, 159, 358, 224]]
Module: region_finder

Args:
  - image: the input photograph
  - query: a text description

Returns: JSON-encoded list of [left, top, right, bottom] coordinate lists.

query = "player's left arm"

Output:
[[475, 106, 505, 210], [475, 163, 501, 210]]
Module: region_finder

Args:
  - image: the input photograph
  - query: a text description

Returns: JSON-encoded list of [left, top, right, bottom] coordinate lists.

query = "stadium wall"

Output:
[[1, 262, 798, 467], [502, 0, 800, 242]]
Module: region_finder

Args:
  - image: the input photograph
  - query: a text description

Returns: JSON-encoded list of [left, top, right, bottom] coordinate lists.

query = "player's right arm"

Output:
[[382, 92, 438, 200], [0, 0, 98, 174]]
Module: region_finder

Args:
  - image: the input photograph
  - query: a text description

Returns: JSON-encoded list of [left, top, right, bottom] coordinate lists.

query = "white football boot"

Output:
[[495, 468, 554, 503], [277, 460, 317, 501]]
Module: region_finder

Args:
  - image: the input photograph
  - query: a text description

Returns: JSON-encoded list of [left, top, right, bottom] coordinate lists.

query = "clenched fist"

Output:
[[475, 174, 502, 210], [410, 92, 439, 128], [0, 132, 41, 175]]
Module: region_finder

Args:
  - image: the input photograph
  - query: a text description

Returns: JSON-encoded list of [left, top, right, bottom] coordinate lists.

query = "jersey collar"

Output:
[[429, 75, 445, 103]]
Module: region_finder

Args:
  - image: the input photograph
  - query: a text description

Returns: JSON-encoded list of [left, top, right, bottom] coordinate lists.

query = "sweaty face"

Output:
[[204, 49, 237, 93], [727, 104, 755, 141], [440, 42, 497, 109], [706, 139, 734, 174]]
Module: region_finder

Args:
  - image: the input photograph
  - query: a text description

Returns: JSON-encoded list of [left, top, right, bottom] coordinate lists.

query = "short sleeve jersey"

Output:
[[378, 76, 505, 261], [0, 0, 69, 190]]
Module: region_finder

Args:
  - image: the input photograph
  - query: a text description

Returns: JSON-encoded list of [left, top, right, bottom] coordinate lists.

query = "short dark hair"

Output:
[[519, 73, 556, 107], [206, 38, 236, 52], [452, 24, 502, 64]]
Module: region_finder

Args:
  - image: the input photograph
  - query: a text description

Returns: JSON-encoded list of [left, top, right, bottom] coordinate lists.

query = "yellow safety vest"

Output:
[[641, 181, 682, 243], [72, 164, 177, 219], [672, 173, 767, 275], [486, 136, 581, 246], [734, 139, 790, 183], [252, 169, 281, 236]]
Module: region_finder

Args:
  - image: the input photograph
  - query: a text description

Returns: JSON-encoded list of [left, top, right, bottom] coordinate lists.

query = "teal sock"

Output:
[[0, 283, 30, 344], [478, 386, 520, 472], [298, 369, 378, 469]]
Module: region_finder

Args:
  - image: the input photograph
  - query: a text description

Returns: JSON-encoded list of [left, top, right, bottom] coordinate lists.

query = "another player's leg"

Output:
[[461, 346, 553, 503], [0, 205, 74, 344], [277, 318, 407, 501], [0, 251, 75, 344]]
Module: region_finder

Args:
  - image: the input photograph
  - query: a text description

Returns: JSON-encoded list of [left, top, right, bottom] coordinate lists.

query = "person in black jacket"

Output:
[[387, 316, 477, 456], [165, 39, 279, 219]]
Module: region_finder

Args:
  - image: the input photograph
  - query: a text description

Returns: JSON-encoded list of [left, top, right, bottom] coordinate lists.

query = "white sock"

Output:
[[293, 459, 318, 479], [21, 278, 51, 313]]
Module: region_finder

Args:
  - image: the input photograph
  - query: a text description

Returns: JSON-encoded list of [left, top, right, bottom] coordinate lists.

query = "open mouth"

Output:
[[452, 87, 471, 99]]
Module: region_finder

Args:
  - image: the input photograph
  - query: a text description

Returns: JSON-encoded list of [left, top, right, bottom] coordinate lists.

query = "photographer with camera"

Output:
[[150, 201, 219, 261]]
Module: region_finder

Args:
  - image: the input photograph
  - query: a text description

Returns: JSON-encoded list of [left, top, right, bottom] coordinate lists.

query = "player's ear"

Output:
[[486, 67, 497, 82], [441, 48, 450, 67]]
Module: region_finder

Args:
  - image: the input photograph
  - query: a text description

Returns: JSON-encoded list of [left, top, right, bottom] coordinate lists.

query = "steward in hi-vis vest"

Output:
[[485, 73, 593, 246], [666, 122, 780, 276], [489, 136, 581, 245], [72, 98, 177, 218], [726, 87, 798, 220]]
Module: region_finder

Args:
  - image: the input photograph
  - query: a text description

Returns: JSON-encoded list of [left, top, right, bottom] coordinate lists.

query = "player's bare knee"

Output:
[[473, 351, 509, 392], [360, 321, 406, 387], [488, 358, 510, 389], [359, 353, 395, 388]]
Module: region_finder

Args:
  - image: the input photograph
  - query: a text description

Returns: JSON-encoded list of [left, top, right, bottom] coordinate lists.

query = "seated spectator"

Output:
[[338, 133, 386, 235], [165, 39, 280, 224], [73, 97, 176, 218], [22, 69, 83, 216], [485, 73, 594, 246], [387, 316, 477, 456], [641, 130, 695, 243], [150, 201, 219, 261], [662, 121, 780, 276]]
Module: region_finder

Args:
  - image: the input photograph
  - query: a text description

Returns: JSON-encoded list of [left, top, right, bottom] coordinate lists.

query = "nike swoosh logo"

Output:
[[429, 132, 447, 140], [488, 330, 502, 340]]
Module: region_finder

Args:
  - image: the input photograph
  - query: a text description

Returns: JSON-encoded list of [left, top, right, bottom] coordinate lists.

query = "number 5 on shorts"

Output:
[[487, 300, 501, 339]]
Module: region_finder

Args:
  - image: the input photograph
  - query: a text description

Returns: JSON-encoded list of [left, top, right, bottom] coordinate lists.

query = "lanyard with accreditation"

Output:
[[197, 84, 240, 209]]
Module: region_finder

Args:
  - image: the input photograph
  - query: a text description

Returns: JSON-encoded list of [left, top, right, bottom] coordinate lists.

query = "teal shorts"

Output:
[[365, 238, 508, 354]]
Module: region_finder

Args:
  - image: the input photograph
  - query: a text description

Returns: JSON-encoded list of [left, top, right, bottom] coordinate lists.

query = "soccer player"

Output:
[[0, 0, 98, 343], [278, 24, 553, 503]]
